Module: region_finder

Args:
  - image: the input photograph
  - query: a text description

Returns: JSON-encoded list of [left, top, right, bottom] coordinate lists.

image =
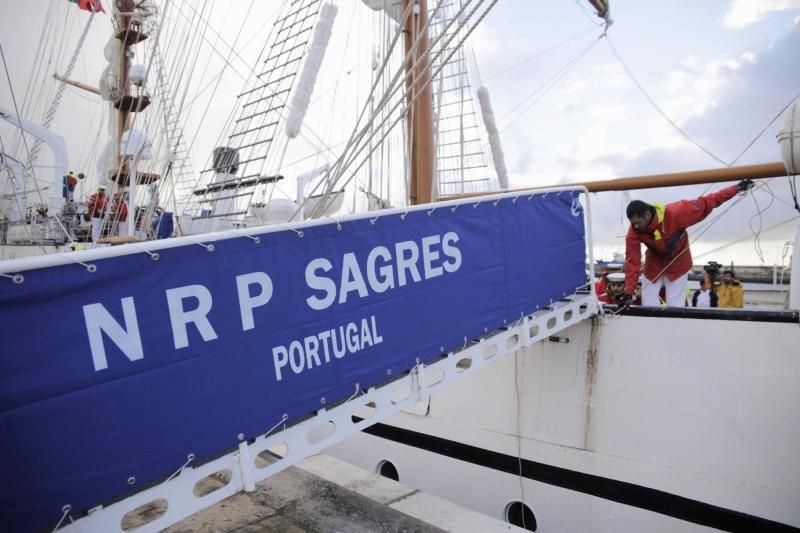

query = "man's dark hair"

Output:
[[723, 269, 735, 277], [626, 200, 655, 219]]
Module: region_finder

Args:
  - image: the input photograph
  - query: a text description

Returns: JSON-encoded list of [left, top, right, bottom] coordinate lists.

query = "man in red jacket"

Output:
[[623, 179, 753, 307]]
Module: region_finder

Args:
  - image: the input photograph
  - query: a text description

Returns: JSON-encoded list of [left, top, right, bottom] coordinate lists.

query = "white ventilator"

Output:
[[777, 97, 799, 175], [777, 98, 799, 309], [285, 3, 338, 139], [477, 86, 509, 190]]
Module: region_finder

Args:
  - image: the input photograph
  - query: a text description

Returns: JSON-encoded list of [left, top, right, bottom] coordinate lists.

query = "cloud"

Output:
[[678, 21, 800, 164], [562, 19, 800, 176], [723, 0, 800, 28]]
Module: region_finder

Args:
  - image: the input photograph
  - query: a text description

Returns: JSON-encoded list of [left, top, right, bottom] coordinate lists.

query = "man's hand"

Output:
[[736, 179, 754, 193]]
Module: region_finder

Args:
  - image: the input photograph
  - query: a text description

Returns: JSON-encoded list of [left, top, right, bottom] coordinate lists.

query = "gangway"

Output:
[[61, 293, 596, 532], [0, 188, 595, 532]]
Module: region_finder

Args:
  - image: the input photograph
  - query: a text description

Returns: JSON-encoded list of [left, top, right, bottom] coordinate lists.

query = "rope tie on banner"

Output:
[[0, 272, 25, 284], [400, 211, 409, 220], [51, 504, 72, 532], [427, 207, 437, 216], [528, 193, 536, 201], [336, 221, 342, 231], [462, 336, 468, 351], [473, 200, 482, 208], [262, 413, 289, 439], [410, 358, 426, 399], [184, 237, 215, 252], [512, 195, 519, 203], [129, 242, 160, 261], [61, 253, 97, 273], [451, 203, 460, 212], [160, 453, 196, 486], [244, 235, 262, 244], [345, 383, 363, 403], [369, 215, 380, 225]]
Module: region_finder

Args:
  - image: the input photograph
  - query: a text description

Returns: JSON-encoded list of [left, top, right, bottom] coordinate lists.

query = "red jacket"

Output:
[[624, 185, 738, 294], [114, 199, 128, 222], [87, 192, 108, 218], [598, 292, 617, 304]]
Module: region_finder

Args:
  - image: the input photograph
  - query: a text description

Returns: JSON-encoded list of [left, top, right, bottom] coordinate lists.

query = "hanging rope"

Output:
[[28, 3, 102, 166]]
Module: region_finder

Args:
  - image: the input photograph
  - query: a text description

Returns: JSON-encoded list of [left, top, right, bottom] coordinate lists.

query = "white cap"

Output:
[[607, 272, 625, 283]]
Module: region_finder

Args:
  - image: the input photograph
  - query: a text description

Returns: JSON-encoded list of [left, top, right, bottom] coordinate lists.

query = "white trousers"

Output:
[[117, 219, 131, 237], [91, 217, 102, 243], [642, 273, 688, 307]]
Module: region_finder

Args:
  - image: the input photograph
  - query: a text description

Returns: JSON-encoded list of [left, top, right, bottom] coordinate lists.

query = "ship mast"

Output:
[[109, 0, 158, 239], [403, 0, 435, 205]]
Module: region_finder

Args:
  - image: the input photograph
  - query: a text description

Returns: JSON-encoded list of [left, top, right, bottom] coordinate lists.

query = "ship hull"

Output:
[[329, 311, 800, 531]]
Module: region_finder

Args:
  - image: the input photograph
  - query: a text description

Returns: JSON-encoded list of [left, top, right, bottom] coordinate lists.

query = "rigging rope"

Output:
[[28, 2, 101, 166], [308, 0, 493, 218], [1, 43, 75, 248], [484, 26, 599, 82], [606, 36, 728, 168], [499, 31, 603, 132]]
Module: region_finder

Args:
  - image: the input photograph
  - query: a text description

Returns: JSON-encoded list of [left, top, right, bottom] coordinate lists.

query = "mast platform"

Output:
[[112, 95, 151, 112], [108, 167, 160, 185], [115, 28, 149, 46]]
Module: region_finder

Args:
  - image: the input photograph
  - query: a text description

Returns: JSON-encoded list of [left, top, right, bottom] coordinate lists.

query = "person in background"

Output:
[[692, 283, 718, 308], [622, 179, 754, 307], [112, 191, 129, 235], [63, 171, 79, 201], [716, 270, 744, 308], [86, 185, 108, 242], [598, 272, 628, 305], [595, 265, 623, 299]]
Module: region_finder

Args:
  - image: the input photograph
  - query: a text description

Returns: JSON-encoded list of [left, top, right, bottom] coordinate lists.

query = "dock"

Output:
[[121, 454, 521, 532]]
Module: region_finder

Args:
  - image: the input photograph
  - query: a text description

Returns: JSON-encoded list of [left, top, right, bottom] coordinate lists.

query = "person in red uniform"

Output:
[[599, 272, 642, 306], [112, 191, 129, 235], [598, 272, 626, 304], [622, 179, 754, 307], [64, 171, 79, 200], [86, 185, 108, 242]]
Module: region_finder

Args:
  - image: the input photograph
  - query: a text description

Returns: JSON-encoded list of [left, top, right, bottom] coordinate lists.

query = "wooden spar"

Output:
[[403, 0, 435, 205], [439, 161, 789, 200], [117, 4, 130, 166], [573, 162, 788, 192], [588, 0, 610, 19], [52, 73, 100, 95]]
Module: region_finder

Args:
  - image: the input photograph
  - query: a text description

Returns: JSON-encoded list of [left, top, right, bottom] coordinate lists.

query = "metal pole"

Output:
[[790, 222, 800, 310], [128, 151, 141, 237]]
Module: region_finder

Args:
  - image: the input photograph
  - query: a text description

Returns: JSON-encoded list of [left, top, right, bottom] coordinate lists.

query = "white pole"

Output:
[[790, 221, 800, 310], [128, 151, 142, 237]]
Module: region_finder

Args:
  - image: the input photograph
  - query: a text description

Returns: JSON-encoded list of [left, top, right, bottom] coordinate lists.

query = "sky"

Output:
[[1, 0, 799, 267]]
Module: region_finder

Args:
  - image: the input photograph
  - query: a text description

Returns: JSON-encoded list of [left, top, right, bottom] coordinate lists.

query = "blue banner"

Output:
[[0, 191, 586, 530]]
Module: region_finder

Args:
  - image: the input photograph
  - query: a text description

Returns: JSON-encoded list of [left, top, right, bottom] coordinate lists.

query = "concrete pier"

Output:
[[135, 455, 523, 532]]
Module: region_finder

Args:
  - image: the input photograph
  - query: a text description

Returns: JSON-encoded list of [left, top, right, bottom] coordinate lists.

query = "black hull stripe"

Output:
[[361, 422, 799, 533], [614, 305, 799, 323]]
